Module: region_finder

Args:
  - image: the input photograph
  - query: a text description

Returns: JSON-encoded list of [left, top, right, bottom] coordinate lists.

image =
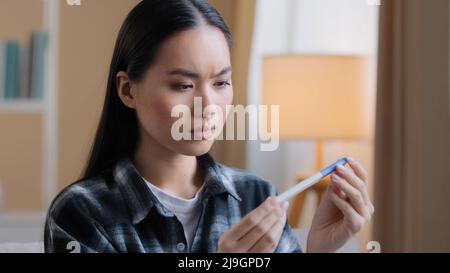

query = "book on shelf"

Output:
[[0, 31, 49, 103], [3, 41, 20, 100], [0, 42, 4, 101], [30, 31, 49, 100]]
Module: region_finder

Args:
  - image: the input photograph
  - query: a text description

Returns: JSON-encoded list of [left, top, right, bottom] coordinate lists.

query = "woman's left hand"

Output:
[[306, 157, 374, 253]]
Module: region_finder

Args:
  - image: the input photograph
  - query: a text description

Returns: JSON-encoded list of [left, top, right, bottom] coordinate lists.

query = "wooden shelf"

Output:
[[0, 100, 43, 113]]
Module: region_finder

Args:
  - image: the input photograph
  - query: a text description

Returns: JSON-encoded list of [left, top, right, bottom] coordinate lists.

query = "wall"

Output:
[[416, 0, 450, 251], [0, 0, 44, 211], [0, 0, 140, 243], [57, 0, 140, 190]]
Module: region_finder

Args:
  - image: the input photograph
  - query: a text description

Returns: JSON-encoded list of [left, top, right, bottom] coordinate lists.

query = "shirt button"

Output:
[[177, 243, 186, 252]]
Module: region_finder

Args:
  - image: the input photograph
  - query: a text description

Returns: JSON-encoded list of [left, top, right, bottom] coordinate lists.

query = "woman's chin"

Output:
[[174, 139, 216, 156]]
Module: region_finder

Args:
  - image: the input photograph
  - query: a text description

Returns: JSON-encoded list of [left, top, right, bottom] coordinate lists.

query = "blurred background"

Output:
[[0, 0, 448, 253]]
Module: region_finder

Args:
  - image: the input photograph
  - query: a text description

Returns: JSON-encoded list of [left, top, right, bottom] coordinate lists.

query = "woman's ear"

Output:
[[116, 71, 137, 109]]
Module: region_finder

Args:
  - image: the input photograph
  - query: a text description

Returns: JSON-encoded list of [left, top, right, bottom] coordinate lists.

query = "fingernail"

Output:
[[282, 201, 289, 209], [348, 157, 356, 164]]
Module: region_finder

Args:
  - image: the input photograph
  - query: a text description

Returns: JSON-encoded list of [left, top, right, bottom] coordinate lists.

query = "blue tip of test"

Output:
[[319, 157, 349, 177]]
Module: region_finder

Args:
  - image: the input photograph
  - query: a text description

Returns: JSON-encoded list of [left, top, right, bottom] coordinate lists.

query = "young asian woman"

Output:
[[44, 0, 374, 253]]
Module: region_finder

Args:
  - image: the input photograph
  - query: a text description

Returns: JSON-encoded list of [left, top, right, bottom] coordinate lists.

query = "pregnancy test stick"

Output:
[[276, 157, 348, 203]]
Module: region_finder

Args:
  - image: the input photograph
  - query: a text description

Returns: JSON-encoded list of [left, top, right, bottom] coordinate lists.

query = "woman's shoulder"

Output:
[[47, 173, 115, 219]]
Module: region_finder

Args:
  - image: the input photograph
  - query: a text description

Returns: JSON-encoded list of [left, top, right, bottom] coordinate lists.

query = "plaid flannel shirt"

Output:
[[45, 153, 302, 253]]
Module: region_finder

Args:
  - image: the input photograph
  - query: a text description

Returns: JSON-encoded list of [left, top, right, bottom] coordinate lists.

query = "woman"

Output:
[[45, 0, 374, 253]]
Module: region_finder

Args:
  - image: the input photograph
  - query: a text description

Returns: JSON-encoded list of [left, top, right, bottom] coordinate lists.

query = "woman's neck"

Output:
[[132, 132, 205, 200]]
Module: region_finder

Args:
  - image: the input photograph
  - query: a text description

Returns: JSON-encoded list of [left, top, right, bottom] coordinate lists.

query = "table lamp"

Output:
[[261, 55, 370, 225]]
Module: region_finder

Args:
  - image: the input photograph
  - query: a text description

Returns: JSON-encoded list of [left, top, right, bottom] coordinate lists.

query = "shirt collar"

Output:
[[112, 153, 241, 225], [199, 153, 241, 202]]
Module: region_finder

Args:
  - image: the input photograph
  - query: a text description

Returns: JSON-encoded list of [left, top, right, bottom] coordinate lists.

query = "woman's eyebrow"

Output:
[[214, 66, 232, 77], [166, 66, 232, 78]]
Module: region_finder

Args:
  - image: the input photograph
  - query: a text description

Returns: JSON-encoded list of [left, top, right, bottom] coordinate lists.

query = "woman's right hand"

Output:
[[217, 197, 289, 253]]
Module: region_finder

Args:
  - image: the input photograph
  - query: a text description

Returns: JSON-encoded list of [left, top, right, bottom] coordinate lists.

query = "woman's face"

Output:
[[124, 25, 233, 156]]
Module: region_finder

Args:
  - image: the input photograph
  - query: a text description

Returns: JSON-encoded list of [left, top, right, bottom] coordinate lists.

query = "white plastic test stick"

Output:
[[276, 157, 348, 203]]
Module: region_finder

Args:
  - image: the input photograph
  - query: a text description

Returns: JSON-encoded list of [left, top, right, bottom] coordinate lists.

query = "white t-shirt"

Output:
[[142, 177, 204, 249]]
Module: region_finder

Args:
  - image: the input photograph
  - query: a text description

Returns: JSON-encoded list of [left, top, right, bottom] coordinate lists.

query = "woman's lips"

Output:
[[191, 125, 216, 140]]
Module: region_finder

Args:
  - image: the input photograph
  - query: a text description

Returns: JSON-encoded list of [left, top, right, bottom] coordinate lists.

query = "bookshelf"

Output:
[[0, 0, 59, 214], [0, 0, 140, 244]]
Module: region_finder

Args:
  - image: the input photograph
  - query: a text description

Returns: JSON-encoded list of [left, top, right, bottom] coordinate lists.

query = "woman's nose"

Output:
[[193, 87, 216, 119]]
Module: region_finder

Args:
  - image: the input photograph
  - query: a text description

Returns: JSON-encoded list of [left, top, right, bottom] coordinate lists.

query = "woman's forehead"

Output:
[[151, 26, 231, 72]]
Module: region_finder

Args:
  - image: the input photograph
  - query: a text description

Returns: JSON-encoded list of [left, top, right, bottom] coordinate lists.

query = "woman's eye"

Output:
[[214, 81, 231, 88], [173, 83, 194, 91]]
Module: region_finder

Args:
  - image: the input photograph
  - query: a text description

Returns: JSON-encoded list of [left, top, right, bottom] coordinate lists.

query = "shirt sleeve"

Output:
[[44, 192, 117, 253], [275, 220, 304, 253]]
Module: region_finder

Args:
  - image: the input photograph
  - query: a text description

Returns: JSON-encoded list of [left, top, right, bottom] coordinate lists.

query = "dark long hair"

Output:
[[81, 0, 232, 180]]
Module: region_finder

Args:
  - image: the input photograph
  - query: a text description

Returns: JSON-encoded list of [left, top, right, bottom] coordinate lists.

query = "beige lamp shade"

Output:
[[262, 55, 370, 140]]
